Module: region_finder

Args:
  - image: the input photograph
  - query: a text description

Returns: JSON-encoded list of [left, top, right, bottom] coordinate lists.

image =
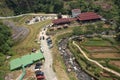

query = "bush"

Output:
[[107, 63, 120, 73], [72, 27, 84, 35]]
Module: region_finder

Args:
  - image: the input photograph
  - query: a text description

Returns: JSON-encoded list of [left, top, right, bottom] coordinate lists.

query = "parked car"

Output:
[[47, 39, 52, 44], [36, 75, 45, 80], [40, 47, 44, 53], [48, 44, 53, 49], [36, 62, 42, 67], [46, 36, 50, 40], [35, 71, 45, 80], [35, 71, 44, 76], [34, 62, 42, 71]]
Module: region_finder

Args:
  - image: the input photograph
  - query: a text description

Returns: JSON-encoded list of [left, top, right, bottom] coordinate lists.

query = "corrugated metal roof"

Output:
[[10, 51, 44, 70], [10, 58, 22, 70], [52, 18, 77, 25], [77, 12, 101, 21]]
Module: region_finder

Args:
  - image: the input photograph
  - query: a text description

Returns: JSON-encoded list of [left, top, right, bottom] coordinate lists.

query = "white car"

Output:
[[40, 47, 44, 53]]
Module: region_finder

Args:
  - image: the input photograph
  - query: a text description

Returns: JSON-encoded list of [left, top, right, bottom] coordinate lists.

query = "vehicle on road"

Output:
[[35, 71, 45, 80], [35, 71, 44, 76], [35, 62, 42, 71], [48, 43, 53, 49], [40, 47, 44, 53]]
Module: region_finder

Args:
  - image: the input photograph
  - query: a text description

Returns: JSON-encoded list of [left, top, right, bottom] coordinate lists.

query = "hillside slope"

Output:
[[0, 0, 119, 19]]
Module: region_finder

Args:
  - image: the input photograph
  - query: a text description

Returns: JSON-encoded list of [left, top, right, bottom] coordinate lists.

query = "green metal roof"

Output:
[[21, 54, 33, 66], [10, 58, 22, 70], [10, 51, 44, 70], [31, 51, 44, 61]]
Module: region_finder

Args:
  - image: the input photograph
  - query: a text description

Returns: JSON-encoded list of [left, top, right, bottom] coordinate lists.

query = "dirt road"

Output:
[[0, 13, 68, 19], [73, 41, 120, 77], [39, 27, 58, 80]]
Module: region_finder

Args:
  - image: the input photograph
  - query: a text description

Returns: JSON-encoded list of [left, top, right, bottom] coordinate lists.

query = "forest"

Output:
[[3, 0, 119, 21], [0, 23, 13, 55], [5, 0, 64, 14]]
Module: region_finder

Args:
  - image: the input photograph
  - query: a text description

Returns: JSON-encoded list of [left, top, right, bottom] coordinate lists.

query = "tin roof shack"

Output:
[[52, 18, 77, 26]]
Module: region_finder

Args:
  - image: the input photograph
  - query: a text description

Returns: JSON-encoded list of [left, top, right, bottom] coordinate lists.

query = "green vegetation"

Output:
[[5, 0, 64, 15], [70, 20, 120, 79], [55, 33, 77, 80], [68, 40, 120, 79], [0, 0, 14, 16], [0, 22, 13, 80], [114, 0, 120, 42], [72, 26, 84, 35], [80, 37, 120, 78], [0, 22, 13, 55], [0, 0, 119, 21], [12, 20, 51, 57], [72, 23, 112, 36], [83, 38, 110, 46], [68, 40, 100, 79], [0, 0, 119, 80], [0, 16, 51, 79]]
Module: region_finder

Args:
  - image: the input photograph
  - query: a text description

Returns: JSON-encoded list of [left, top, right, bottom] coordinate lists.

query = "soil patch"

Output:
[[3, 20, 29, 42], [23, 65, 36, 80], [109, 61, 120, 68], [91, 53, 120, 58], [94, 1, 112, 10], [5, 70, 22, 80], [84, 46, 118, 53]]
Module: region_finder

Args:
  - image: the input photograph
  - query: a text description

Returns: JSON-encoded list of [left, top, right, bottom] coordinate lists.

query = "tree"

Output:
[[73, 27, 84, 35], [53, 0, 63, 13], [0, 22, 13, 55]]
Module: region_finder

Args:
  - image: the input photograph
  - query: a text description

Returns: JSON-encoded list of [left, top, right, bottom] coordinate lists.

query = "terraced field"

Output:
[[91, 53, 120, 58]]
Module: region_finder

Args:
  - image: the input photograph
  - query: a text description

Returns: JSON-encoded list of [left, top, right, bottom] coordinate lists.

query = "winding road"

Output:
[[73, 41, 120, 77], [0, 13, 68, 19], [39, 26, 58, 80]]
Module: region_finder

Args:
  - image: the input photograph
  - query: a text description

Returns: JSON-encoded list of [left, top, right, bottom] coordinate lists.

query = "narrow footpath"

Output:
[[39, 27, 58, 80], [73, 41, 120, 77]]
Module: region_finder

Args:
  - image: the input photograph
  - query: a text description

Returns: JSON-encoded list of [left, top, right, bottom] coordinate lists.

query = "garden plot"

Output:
[[83, 39, 111, 46], [84, 46, 119, 53], [109, 61, 120, 68], [91, 53, 120, 58]]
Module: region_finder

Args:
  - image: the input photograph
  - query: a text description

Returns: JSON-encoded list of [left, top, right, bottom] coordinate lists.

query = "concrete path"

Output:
[[39, 27, 58, 80], [73, 41, 120, 77]]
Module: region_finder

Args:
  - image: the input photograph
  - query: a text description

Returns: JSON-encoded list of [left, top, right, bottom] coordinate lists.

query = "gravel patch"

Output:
[[3, 21, 29, 42]]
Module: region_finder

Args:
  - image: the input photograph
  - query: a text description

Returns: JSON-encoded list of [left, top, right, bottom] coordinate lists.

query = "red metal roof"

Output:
[[37, 75, 45, 79], [52, 18, 76, 25], [77, 12, 101, 21]]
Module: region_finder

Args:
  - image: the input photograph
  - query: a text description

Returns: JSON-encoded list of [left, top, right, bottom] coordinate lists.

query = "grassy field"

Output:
[[11, 20, 51, 58]]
